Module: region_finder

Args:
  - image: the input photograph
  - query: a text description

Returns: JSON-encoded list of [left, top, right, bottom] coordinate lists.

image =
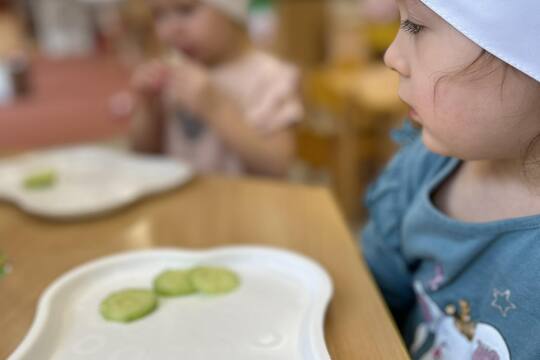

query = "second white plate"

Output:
[[0, 146, 193, 219]]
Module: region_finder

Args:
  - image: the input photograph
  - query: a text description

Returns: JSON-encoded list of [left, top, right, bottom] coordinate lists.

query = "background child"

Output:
[[361, 0, 540, 358], [130, 0, 303, 176]]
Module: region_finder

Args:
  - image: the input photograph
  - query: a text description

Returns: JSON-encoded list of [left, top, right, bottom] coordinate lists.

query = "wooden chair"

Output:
[[298, 64, 406, 224]]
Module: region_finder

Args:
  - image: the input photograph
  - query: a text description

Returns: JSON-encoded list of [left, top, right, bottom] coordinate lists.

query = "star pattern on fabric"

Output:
[[491, 288, 516, 317]]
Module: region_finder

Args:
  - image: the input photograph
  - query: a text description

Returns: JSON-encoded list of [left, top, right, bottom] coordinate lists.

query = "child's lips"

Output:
[[178, 46, 197, 58], [399, 94, 418, 119], [408, 107, 420, 121]]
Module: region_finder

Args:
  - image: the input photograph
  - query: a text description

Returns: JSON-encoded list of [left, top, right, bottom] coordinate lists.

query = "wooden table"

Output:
[[0, 176, 409, 359]]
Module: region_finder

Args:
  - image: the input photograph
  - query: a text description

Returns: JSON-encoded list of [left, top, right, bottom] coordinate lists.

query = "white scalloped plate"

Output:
[[9, 246, 333, 360], [0, 147, 193, 219]]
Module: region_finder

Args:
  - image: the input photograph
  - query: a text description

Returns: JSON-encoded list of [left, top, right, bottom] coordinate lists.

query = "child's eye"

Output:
[[400, 19, 424, 35], [174, 4, 197, 16]]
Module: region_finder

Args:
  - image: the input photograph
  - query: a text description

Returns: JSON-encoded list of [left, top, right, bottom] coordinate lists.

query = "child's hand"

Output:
[[131, 61, 170, 98], [165, 58, 218, 118]]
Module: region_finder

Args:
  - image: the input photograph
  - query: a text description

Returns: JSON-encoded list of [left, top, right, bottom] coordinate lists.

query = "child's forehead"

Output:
[[400, 0, 426, 12], [400, 0, 439, 20]]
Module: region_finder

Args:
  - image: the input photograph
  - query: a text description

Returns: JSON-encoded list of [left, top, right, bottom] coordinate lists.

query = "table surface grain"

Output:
[[0, 176, 409, 359]]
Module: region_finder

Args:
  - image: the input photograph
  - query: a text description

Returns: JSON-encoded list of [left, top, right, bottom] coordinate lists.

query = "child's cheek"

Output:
[[433, 83, 471, 129], [415, 81, 467, 152], [410, 74, 437, 122]]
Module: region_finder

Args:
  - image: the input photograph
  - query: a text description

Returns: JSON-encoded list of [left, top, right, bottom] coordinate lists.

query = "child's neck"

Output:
[[468, 159, 525, 183], [434, 158, 540, 222]]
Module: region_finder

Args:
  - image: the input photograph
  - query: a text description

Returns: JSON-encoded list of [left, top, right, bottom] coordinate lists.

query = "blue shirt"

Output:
[[361, 122, 540, 359]]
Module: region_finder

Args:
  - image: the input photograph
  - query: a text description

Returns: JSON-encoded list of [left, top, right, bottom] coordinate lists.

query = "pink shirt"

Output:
[[165, 50, 303, 175]]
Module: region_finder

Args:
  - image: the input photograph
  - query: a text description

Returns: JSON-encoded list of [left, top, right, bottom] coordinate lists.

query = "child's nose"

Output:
[[384, 38, 410, 78]]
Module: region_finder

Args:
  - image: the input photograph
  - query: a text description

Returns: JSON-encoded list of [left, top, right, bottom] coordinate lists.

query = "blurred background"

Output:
[[0, 0, 406, 225]]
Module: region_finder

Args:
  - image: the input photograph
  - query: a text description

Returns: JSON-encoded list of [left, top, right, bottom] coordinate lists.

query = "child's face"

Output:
[[386, 0, 540, 161], [148, 0, 243, 65]]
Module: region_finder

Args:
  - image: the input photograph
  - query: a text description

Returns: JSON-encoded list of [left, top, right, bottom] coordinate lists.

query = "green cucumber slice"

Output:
[[100, 289, 158, 323], [189, 267, 240, 295], [153, 270, 197, 297], [0, 253, 6, 278], [23, 170, 57, 190]]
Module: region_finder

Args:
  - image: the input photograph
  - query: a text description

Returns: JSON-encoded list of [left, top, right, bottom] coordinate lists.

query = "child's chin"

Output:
[[421, 132, 453, 157]]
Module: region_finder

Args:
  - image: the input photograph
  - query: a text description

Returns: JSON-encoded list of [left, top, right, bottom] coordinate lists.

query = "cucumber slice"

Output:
[[189, 267, 240, 295], [100, 289, 158, 323], [154, 270, 197, 297], [0, 253, 6, 278], [23, 170, 57, 190]]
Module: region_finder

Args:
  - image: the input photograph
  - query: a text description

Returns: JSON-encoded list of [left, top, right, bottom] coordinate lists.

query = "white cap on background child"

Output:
[[420, 0, 540, 83], [202, 0, 249, 23]]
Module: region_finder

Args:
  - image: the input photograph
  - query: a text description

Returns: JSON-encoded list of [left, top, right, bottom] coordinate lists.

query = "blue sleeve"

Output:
[[360, 121, 451, 325]]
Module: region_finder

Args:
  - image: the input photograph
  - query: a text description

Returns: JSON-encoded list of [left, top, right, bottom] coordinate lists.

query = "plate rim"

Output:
[[8, 245, 334, 360]]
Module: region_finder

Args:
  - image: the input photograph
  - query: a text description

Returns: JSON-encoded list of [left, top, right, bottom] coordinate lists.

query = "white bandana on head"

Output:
[[420, 0, 540, 83], [201, 0, 249, 23]]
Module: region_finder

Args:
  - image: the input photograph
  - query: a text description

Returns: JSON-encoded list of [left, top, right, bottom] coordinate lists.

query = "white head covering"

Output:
[[420, 0, 540, 83], [201, 0, 249, 23]]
